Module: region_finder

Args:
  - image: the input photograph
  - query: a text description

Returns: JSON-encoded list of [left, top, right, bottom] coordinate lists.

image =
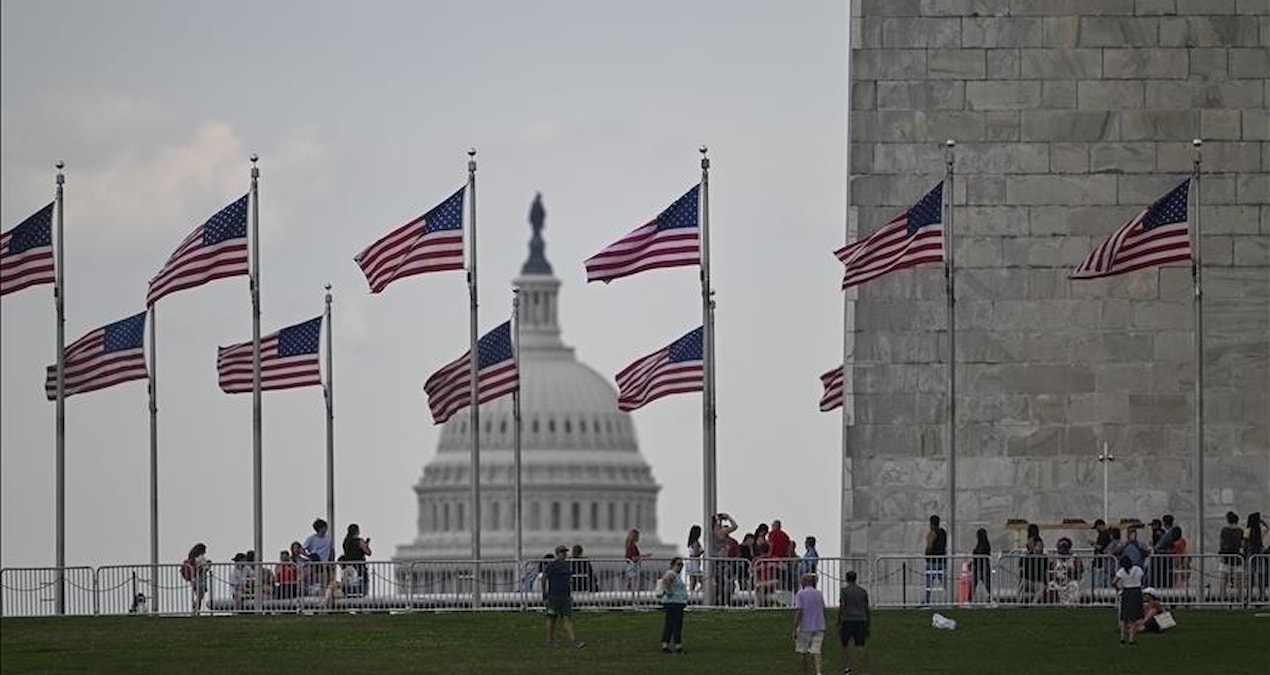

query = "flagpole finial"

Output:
[[56, 161, 65, 185], [325, 283, 332, 292], [1192, 138, 1202, 147], [55, 160, 65, 170], [250, 153, 259, 164], [699, 145, 709, 170]]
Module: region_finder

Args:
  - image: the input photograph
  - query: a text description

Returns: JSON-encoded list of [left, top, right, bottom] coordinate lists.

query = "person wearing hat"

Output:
[[1136, 587, 1170, 633], [541, 546, 584, 648]]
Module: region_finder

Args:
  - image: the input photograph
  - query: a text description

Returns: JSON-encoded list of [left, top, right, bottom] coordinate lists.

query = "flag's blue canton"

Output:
[[277, 317, 323, 357], [423, 188, 465, 235], [668, 327, 704, 362], [1143, 181, 1189, 230], [905, 182, 943, 236], [104, 313, 147, 352], [7, 203, 54, 253], [476, 321, 514, 368], [654, 185, 700, 232], [202, 195, 249, 245]]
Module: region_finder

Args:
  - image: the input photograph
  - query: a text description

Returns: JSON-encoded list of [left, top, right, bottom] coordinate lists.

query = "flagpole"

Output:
[[1191, 138, 1205, 556], [53, 161, 66, 616], [466, 148, 482, 606], [249, 154, 263, 612], [147, 305, 159, 613], [512, 288, 524, 597], [944, 140, 957, 556], [324, 284, 335, 542], [699, 146, 718, 605]]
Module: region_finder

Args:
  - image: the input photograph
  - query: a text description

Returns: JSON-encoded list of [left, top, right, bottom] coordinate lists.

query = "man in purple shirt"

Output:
[[792, 573, 827, 675]]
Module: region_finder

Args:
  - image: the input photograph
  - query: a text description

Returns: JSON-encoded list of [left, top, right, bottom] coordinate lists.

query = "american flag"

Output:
[[147, 195, 249, 306], [1, 202, 55, 297], [836, 182, 944, 289], [615, 326, 704, 412], [217, 316, 323, 394], [819, 366, 844, 412], [1072, 180, 1191, 279], [44, 312, 148, 400], [355, 187, 465, 293], [424, 321, 518, 424], [584, 185, 700, 283]]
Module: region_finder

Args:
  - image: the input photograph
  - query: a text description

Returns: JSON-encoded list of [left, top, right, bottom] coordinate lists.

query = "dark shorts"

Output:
[[544, 595, 573, 618], [839, 620, 868, 646]]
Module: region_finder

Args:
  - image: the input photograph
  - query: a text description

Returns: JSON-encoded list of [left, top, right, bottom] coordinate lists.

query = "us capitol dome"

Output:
[[395, 194, 676, 566]]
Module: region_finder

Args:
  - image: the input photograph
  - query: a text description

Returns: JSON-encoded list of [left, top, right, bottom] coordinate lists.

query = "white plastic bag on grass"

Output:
[[931, 612, 957, 630]]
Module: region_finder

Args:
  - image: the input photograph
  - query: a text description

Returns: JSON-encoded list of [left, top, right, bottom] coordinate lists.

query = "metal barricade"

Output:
[[4, 551, 1264, 617], [871, 554, 954, 607], [96, 564, 191, 616], [0, 567, 96, 617]]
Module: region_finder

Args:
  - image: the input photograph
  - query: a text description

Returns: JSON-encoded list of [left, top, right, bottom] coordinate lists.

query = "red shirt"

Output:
[[625, 542, 641, 561], [275, 563, 297, 584], [768, 528, 792, 558]]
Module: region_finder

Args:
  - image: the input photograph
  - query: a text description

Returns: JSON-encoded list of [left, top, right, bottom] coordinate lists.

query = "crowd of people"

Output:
[[708, 512, 822, 606], [182, 518, 373, 614]]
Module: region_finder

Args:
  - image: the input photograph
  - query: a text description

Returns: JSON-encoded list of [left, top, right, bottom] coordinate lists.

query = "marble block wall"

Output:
[[845, 0, 1269, 557]]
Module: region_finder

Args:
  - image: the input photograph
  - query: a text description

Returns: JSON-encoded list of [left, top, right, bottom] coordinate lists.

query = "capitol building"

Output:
[[395, 195, 676, 573]]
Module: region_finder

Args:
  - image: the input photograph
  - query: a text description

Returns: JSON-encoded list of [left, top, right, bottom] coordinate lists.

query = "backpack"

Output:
[[180, 558, 196, 581]]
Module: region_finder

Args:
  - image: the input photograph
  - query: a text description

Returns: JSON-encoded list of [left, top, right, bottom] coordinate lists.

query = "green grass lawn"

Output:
[[2, 608, 1265, 674]]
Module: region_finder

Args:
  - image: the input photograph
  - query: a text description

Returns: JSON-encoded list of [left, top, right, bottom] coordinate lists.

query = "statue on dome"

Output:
[[522, 192, 552, 275]]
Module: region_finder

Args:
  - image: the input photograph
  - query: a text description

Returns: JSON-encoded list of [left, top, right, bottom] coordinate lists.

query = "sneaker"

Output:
[[572, 640, 586, 649]]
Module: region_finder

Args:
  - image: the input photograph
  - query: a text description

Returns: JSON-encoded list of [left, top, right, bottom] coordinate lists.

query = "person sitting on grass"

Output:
[[1135, 587, 1171, 634]]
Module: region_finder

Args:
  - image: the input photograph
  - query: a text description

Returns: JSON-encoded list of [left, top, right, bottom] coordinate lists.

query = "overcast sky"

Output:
[[1, 0, 849, 568]]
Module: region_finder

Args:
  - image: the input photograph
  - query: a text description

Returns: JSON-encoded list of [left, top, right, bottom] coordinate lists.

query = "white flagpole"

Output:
[[466, 148, 482, 607], [249, 154, 263, 612], [699, 146, 717, 605], [1191, 139, 1205, 556], [148, 305, 159, 613], [512, 288, 524, 596], [944, 140, 957, 556], [54, 161, 66, 615], [324, 285, 336, 541]]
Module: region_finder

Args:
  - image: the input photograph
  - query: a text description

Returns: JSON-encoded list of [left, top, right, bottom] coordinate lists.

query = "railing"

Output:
[[2, 553, 1263, 617]]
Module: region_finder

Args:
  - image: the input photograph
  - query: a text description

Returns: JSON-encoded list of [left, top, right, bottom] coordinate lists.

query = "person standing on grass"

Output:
[[656, 556, 688, 654], [184, 543, 210, 615], [792, 573, 827, 675], [542, 545, 584, 649], [1113, 554, 1145, 645], [837, 570, 871, 675]]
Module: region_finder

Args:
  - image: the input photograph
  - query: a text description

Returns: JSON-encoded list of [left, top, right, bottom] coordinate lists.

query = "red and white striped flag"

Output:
[[819, 366, 844, 412], [836, 182, 944, 289], [355, 187, 465, 293], [1, 203, 55, 297], [424, 321, 518, 424], [1072, 180, 1190, 279], [615, 326, 703, 412], [147, 195, 249, 305], [217, 316, 322, 394], [584, 185, 699, 283], [44, 312, 148, 400]]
